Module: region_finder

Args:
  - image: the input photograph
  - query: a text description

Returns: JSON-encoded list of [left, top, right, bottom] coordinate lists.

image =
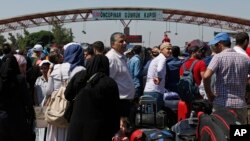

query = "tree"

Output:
[[52, 22, 74, 46], [16, 33, 27, 51], [0, 34, 6, 46], [6, 30, 54, 51], [8, 33, 17, 49], [25, 30, 54, 47], [23, 28, 30, 37]]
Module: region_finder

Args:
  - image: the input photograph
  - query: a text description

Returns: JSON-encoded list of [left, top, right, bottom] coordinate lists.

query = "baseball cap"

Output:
[[208, 32, 231, 46], [188, 39, 208, 49], [33, 44, 43, 52], [39, 60, 52, 67], [124, 48, 133, 55], [187, 39, 209, 53]]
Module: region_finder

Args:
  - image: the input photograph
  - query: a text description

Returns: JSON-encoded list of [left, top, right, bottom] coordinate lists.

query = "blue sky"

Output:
[[0, 0, 249, 47]]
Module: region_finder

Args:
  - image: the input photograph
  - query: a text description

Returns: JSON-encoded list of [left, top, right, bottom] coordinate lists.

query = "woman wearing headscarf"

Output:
[[0, 54, 35, 141], [14, 54, 27, 77], [45, 42, 85, 141], [65, 55, 120, 141]]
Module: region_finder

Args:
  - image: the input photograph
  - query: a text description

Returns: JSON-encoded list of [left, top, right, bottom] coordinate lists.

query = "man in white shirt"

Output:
[[106, 32, 135, 123], [234, 32, 250, 109], [144, 42, 172, 111], [233, 32, 249, 57]]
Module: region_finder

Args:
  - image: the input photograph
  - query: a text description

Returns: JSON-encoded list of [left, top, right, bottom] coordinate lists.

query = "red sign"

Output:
[[126, 35, 142, 43]]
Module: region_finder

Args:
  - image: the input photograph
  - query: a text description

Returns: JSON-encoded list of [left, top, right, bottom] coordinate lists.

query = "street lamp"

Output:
[[148, 32, 151, 47]]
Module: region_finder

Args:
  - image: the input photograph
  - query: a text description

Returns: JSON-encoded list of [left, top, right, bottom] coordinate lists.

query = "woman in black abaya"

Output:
[[65, 55, 120, 141], [0, 54, 35, 141]]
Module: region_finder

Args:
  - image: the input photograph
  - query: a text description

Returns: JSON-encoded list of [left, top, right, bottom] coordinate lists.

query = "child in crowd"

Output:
[[112, 117, 130, 141]]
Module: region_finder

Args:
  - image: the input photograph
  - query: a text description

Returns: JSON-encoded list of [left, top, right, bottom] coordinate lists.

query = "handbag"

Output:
[[45, 65, 69, 128], [34, 106, 48, 128]]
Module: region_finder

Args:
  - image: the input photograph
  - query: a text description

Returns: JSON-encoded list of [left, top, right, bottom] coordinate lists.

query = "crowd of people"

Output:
[[0, 31, 249, 141]]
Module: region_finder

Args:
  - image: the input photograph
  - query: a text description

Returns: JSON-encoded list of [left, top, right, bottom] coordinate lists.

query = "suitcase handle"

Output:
[[140, 95, 157, 103]]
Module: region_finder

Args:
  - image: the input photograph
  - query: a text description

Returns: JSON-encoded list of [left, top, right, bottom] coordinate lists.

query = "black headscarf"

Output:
[[86, 54, 109, 76], [0, 55, 35, 139], [78, 55, 109, 87], [0, 54, 20, 78], [65, 54, 110, 100], [0, 54, 20, 93]]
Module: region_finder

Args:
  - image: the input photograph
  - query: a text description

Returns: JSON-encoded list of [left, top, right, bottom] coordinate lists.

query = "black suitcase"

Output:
[[135, 95, 157, 128], [135, 95, 171, 129]]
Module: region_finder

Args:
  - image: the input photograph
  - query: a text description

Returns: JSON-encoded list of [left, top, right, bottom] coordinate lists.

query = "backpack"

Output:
[[197, 109, 241, 141], [177, 60, 199, 103], [210, 109, 241, 140], [171, 118, 198, 141], [130, 128, 175, 141], [197, 113, 227, 141], [45, 65, 69, 128]]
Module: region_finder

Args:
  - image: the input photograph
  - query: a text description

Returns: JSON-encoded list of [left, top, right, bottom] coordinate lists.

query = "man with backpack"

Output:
[[178, 39, 207, 102], [203, 32, 250, 124]]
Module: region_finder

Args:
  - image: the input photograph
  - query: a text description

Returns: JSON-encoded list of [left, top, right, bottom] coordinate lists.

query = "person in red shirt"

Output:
[[246, 46, 250, 57], [179, 39, 207, 86], [178, 40, 207, 119], [162, 33, 171, 43]]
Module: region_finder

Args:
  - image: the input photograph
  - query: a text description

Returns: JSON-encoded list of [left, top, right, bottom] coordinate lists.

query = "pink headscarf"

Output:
[[14, 54, 27, 76], [14, 54, 27, 65]]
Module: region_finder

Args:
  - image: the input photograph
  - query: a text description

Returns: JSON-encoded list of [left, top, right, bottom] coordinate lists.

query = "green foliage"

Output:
[[16, 33, 27, 51], [25, 30, 54, 47], [8, 33, 18, 49], [4, 30, 54, 52], [1, 23, 74, 52], [23, 28, 30, 36], [0, 34, 6, 46], [51, 22, 74, 46], [15, 29, 30, 51]]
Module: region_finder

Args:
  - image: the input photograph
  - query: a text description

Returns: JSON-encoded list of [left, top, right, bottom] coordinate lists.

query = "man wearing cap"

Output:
[[127, 45, 143, 101], [203, 32, 250, 124], [144, 42, 172, 110], [31, 44, 43, 66], [124, 48, 134, 62], [179, 39, 207, 87]]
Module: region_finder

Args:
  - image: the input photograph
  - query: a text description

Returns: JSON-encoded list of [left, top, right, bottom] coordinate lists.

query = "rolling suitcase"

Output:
[[135, 95, 157, 128]]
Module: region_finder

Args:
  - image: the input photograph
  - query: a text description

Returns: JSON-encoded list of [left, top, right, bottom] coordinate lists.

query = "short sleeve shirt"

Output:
[[208, 48, 250, 108], [179, 58, 206, 86]]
